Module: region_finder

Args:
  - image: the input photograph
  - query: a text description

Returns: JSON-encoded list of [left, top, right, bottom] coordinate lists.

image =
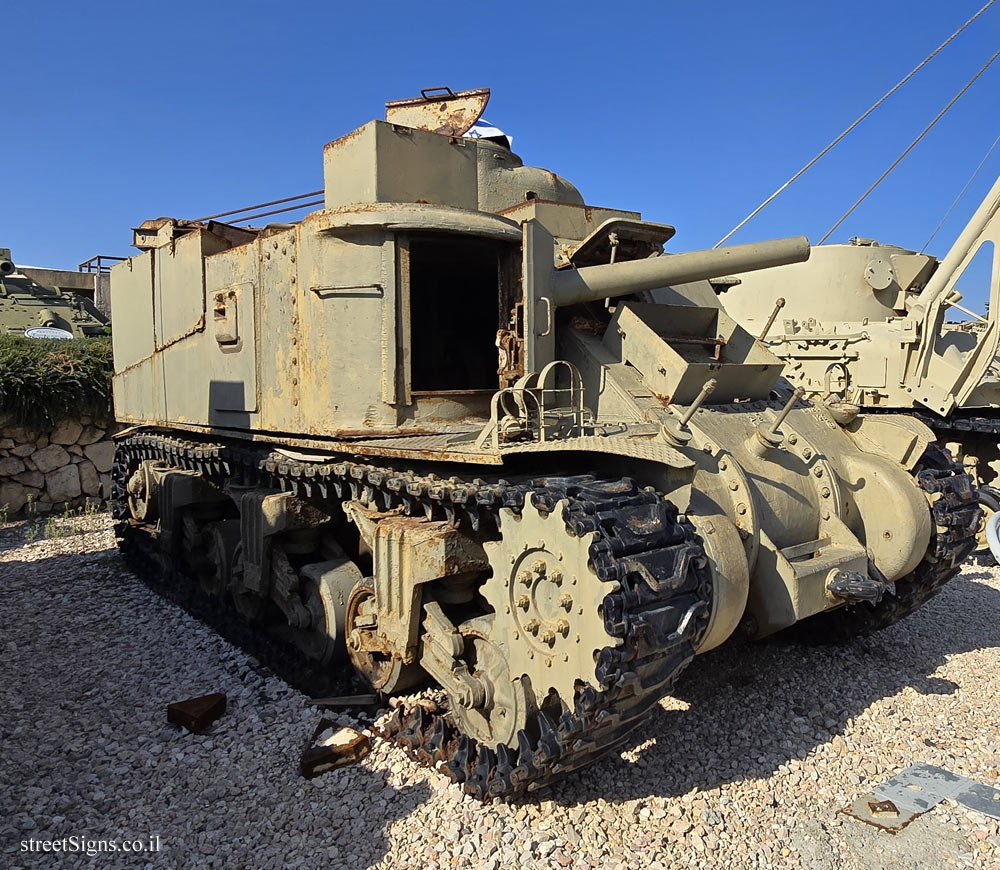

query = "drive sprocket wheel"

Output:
[[481, 497, 622, 708]]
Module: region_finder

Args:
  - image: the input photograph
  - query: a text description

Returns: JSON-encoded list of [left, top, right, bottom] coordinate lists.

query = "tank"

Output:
[[722, 175, 1000, 551], [109, 88, 979, 797], [0, 248, 110, 339]]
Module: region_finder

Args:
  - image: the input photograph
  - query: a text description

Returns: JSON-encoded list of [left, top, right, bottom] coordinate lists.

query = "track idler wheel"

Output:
[[344, 581, 424, 693], [125, 461, 165, 523]]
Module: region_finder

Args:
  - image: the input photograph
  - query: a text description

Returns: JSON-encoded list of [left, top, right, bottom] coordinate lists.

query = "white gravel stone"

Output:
[[1, 515, 998, 869]]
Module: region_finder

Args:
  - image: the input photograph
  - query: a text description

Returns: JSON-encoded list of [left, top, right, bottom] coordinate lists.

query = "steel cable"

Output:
[[714, 0, 996, 247], [921, 131, 1000, 253], [819, 46, 1000, 244]]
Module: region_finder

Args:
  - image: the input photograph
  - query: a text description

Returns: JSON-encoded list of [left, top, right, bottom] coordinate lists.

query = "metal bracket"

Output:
[[344, 502, 488, 663], [237, 490, 329, 596], [153, 467, 226, 556], [419, 601, 485, 710]]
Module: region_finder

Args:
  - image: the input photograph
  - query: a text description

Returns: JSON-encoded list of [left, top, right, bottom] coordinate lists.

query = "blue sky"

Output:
[[4, 1, 999, 307]]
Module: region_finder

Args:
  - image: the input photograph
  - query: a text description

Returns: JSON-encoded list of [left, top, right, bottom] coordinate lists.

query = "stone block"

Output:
[[35, 435, 49, 449], [6, 427, 39, 444], [299, 721, 371, 779], [14, 470, 44, 488], [99, 473, 113, 500], [77, 425, 105, 446], [33, 444, 71, 474], [0, 456, 26, 477], [45, 465, 81, 503], [0, 482, 27, 515], [0, 438, 14, 450], [78, 460, 101, 497], [68, 445, 84, 456], [50, 420, 83, 445], [84, 441, 115, 473], [12, 444, 35, 458]]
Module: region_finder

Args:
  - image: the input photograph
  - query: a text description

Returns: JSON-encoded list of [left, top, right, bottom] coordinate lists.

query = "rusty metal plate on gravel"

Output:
[[844, 763, 1000, 832]]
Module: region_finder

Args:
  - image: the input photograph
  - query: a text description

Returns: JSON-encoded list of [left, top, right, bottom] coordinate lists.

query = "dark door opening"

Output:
[[409, 235, 504, 393]]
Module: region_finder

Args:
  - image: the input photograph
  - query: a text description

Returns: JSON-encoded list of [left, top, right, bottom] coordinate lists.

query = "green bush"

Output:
[[0, 335, 113, 429]]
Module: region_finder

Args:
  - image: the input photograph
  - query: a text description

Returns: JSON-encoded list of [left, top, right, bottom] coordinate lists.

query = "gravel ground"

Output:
[[1, 514, 998, 869]]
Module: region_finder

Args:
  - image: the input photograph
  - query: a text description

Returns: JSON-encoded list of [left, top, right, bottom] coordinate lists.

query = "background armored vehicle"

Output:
[[0, 248, 109, 339], [723, 175, 1000, 551], [109, 88, 978, 797]]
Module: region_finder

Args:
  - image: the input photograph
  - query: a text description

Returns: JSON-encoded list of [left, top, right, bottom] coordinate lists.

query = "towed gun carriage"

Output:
[[723, 175, 1000, 548], [110, 89, 978, 797]]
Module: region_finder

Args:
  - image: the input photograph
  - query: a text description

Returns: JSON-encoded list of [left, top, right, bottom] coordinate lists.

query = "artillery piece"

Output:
[[0, 247, 109, 339], [109, 88, 978, 797], [723, 175, 1000, 552]]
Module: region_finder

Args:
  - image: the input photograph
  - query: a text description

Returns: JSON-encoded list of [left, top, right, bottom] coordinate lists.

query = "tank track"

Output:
[[913, 409, 1000, 438], [111, 443, 354, 698], [111, 431, 711, 798], [793, 442, 979, 642]]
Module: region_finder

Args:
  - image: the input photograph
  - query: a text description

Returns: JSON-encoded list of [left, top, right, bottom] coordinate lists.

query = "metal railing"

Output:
[[78, 255, 126, 274]]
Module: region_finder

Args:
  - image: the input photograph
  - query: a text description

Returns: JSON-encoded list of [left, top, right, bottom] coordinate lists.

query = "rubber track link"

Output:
[[111, 432, 711, 798], [792, 442, 980, 643]]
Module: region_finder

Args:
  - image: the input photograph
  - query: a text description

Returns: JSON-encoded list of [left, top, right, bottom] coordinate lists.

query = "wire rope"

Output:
[[818, 46, 1000, 244], [920, 131, 1000, 252], [714, 0, 996, 247]]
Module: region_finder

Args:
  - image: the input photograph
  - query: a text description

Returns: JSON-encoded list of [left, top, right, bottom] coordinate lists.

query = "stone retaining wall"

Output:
[[0, 416, 117, 516]]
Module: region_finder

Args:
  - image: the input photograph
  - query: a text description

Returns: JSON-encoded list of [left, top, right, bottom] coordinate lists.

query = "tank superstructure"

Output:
[[723, 175, 1000, 546], [0, 248, 109, 339], [109, 89, 978, 796]]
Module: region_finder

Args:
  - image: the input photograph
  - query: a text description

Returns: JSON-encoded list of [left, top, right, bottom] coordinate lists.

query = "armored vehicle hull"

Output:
[[723, 175, 1000, 553], [0, 248, 109, 339], [110, 90, 978, 796]]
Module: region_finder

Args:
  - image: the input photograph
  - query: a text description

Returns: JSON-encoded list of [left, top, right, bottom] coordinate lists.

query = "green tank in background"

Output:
[[0, 247, 110, 339], [107, 88, 979, 798], [722, 176, 1000, 552]]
